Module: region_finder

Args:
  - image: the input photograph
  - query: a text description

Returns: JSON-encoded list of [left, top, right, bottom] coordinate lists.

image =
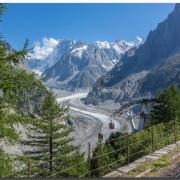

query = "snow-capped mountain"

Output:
[[28, 38, 140, 90], [85, 4, 180, 105], [27, 39, 85, 73]]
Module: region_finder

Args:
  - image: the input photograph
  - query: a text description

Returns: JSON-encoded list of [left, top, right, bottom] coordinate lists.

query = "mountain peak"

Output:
[[85, 3, 180, 105]]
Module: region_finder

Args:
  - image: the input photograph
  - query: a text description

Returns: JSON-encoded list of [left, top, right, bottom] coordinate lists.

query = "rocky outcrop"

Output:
[[85, 4, 180, 104], [27, 39, 139, 91]]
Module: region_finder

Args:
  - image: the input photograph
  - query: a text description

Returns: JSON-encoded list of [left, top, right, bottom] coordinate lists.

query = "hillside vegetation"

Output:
[[0, 4, 87, 177], [88, 85, 180, 177]]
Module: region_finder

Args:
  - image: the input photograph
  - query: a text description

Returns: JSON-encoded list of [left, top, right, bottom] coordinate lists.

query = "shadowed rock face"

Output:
[[139, 53, 180, 96], [42, 41, 136, 91], [28, 39, 137, 91], [85, 4, 180, 105]]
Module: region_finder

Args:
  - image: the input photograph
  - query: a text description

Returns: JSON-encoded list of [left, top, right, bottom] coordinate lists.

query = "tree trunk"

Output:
[[49, 121, 53, 174]]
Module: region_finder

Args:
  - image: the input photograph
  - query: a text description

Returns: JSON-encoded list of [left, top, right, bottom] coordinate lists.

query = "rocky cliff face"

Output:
[[85, 4, 180, 104], [138, 53, 180, 96], [27, 39, 139, 91], [42, 40, 137, 90]]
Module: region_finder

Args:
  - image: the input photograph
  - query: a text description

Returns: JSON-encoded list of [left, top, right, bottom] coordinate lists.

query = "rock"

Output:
[[85, 4, 180, 105]]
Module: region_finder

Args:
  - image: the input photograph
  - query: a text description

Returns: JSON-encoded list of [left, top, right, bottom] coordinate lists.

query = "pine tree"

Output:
[[23, 92, 87, 177], [0, 4, 31, 177], [0, 5, 87, 177], [90, 140, 111, 177], [0, 150, 14, 177], [151, 84, 180, 124]]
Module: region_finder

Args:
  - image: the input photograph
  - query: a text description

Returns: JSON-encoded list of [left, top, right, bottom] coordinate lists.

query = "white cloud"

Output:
[[136, 36, 144, 45], [29, 37, 59, 60]]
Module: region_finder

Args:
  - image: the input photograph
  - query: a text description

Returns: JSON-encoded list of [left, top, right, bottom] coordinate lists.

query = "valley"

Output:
[[1, 3, 180, 178], [54, 89, 141, 156]]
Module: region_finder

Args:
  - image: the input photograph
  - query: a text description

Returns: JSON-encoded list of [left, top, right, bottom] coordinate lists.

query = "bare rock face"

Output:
[[28, 39, 138, 91], [139, 53, 180, 96], [85, 4, 180, 105]]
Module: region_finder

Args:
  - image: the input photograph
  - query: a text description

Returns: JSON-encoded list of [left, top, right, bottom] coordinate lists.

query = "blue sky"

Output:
[[1, 3, 175, 49]]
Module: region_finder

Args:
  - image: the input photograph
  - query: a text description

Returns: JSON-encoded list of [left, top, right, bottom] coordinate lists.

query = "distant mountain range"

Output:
[[27, 39, 142, 90], [27, 4, 180, 105], [85, 4, 180, 104]]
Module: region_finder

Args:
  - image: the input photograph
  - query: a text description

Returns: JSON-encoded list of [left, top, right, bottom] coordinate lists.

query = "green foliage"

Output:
[[1, 4, 179, 178], [90, 142, 111, 177], [0, 4, 87, 178], [0, 7, 86, 177], [153, 159, 169, 168], [0, 39, 29, 65], [0, 35, 41, 148], [0, 4, 33, 177], [128, 130, 152, 161], [23, 92, 87, 177], [90, 133, 127, 177], [0, 150, 14, 177], [90, 117, 180, 177], [151, 84, 180, 124], [0, 105, 24, 143]]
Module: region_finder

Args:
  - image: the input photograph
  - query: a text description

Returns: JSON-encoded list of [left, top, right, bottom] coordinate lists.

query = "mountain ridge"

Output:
[[28, 39, 140, 90], [85, 4, 180, 104]]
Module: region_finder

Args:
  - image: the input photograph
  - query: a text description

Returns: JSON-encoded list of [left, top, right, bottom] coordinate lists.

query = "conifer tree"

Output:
[[23, 92, 87, 177], [0, 150, 14, 177], [0, 4, 31, 177], [90, 139, 110, 177], [0, 4, 87, 177], [151, 84, 180, 124], [0, 3, 29, 145]]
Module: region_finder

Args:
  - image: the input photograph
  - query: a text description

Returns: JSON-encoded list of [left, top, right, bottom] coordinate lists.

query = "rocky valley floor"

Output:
[[54, 89, 142, 157]]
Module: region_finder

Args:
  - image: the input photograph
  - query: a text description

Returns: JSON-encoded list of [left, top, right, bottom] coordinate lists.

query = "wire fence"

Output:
[[2, 119, 180, 178]]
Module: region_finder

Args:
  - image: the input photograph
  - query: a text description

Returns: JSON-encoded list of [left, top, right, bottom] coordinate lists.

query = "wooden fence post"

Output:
[[174, 118, 177, 143], [151, 126, 154, 152], [126, 132, 129, 166], [27, 159, 31, 177], [88, 142, 91, 177]]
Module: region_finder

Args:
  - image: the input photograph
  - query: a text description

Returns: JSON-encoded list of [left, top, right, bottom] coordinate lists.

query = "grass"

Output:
[[122, 145, 180, 177]]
